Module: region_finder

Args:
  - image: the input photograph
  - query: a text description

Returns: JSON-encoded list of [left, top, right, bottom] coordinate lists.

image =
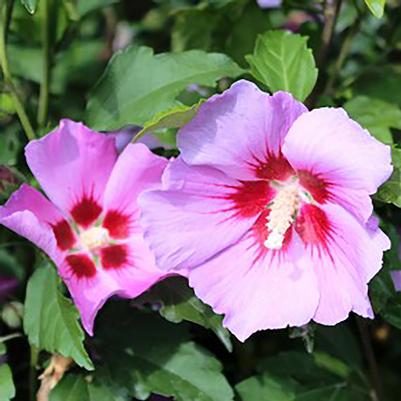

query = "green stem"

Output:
[[37, 0, 51, 128], [0, 2, 36, 141], [29, 346, 39, 401]]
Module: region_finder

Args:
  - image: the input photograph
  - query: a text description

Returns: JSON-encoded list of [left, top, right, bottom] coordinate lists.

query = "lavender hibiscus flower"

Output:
[[139, 80, 392, 341], [0, 120, 168, 334]]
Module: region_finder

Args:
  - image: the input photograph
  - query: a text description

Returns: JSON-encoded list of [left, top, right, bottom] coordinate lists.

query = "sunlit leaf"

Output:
[[133, 102, 202, 146], [344, 96, 401, 144], [246, 30, 318, 101], [86, 46, 244, 130], [364, 0, 385, 18], [20, 0, 38, 14]]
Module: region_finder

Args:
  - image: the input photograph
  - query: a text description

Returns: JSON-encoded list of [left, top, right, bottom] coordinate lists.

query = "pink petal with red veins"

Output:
[[98, 235, 167, 299], [59, 259, 122, 335], [282, 108, 392, 222], [103, 143, 167, 219], [0, 184, 68, 260], [297, 203, 390, 324], [25, 119, 117, 218], [177, 80, 307, 181], [139, 158, 269, 272]]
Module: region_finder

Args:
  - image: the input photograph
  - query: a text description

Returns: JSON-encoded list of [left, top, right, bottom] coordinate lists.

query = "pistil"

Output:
[[264, 184, 300, 250], [80, 226, 109, 251]]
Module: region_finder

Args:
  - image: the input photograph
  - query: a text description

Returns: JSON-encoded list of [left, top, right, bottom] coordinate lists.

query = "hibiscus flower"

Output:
[[0, 120, 167, 334], [139, 80, 392, 341]]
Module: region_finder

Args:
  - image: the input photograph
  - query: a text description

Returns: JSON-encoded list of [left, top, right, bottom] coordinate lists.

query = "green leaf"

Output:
[[139, 277, 232, 352], [243, 351, 368, 401], [380, 294, 401, 330], [236, 374, 298, 401], [85, 46, 244, 130], [246, 30, 318, 101], [344, 96, 401, 144], [0, 365, 15, 401], [50, 375, 89, 401], [258, 351, 344, 383], [364, 0, 385, 18], [376, 148, 401, 207], [20, 0, 38, 14], [133, 102, 201, 146], [0, 343, 15, 401], [50, 374, 127, 401], [315, 325, 362, 368], [97, 308, 234, 401], [23, 262, 93, 370]]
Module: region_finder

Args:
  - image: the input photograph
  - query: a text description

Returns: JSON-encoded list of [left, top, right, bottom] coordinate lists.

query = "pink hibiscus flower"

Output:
[[139, 80, 393, 341], [0, 120, 168, 335]]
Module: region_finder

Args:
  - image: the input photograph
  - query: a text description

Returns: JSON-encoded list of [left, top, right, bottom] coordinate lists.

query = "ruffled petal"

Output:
[[188, 228, 319, 341], [139, 158, 269, 271], [297, 203, 390, 324], [282, 108, 392, 222], [0, 184, 66, 260], [178, 80, 307, 180], [25, 119, 118, 223]]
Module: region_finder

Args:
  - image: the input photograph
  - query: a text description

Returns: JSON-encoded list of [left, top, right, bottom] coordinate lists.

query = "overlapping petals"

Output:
[[140, 80, 392, 340], [0, 121, 167, 334]]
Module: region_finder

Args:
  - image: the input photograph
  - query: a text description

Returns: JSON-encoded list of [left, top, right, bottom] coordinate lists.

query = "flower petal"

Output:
[[139, 158, 268, 271], [177, 80, 307, 180], [25, 119, 118, 218], [282, 108, 392, 222], [59, 258, 121, 335], [301, 203, 390, 324], [188, 228, 319, 341], [103, 143, 167, 234], [0, 184, 65, 260], [99, 235, 166, 298]]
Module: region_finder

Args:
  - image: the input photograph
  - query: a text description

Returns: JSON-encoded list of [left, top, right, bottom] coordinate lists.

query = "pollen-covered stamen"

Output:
[[80, 226, 109, 251], [264, 183, 300, 250]]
